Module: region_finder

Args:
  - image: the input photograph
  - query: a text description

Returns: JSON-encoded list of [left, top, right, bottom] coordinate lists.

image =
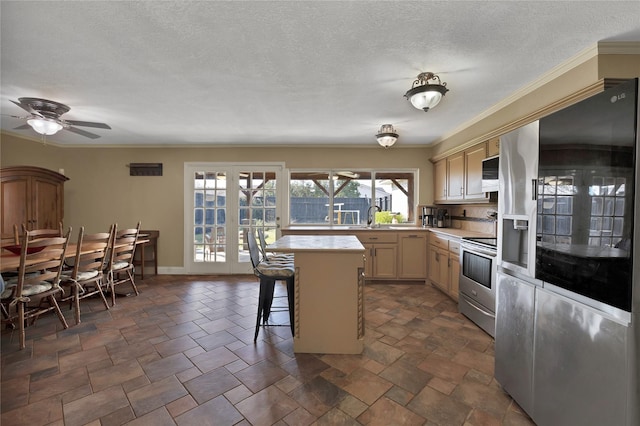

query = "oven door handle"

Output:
[[461, 244, 497, 258]]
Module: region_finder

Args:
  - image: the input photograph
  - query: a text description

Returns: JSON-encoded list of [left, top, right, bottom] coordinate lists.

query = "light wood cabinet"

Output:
[[464, 142, 489, 200], [357, 232, 397, 279], [433, 141, 491, 203], [487, 137, 500, 157], [282, 228, 429, 282], [446, 152, 464, 201], [428, 244, 449, 293], [428, 233, 461, 300], [399, 233, 427, 279], [448, 240, 461, 300], [1, 166, 68, 240], [434, 159, 447, 202]]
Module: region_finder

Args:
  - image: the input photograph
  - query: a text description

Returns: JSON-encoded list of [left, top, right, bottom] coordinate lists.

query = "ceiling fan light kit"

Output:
[[376, 124, 399, 149], [404, 72, 449, 112], [27, 117, 63, 135]]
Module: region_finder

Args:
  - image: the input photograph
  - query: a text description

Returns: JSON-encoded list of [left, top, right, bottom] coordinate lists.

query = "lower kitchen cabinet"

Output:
[[428, 244, 449, 293], [449, 249, 460, 299], [428, 233, 461, 300], [399, 233, 427, 279], [357, 232, 397, 279], [281, 228, 429, 282], [369, 243, 397, 278]]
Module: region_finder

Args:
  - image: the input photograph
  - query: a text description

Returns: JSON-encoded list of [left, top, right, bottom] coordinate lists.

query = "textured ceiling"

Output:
[[1, 1, 639, 147]]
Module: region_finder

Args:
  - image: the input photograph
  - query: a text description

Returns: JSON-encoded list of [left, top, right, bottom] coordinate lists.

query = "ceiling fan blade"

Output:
[[10, 99, 41, 117], [13, 124, 31, 130], [64, 126, 101, 139], [64, 119, 111, 129]]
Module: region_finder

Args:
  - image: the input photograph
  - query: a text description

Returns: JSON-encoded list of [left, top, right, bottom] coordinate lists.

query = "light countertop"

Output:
[[428, 228, 494, 239], [283, 225, 428, 232], [282, 226, 493, 239], [268, 235, 365, 252]]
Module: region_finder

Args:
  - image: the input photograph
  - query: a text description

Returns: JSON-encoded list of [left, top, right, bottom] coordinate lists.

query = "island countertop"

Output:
[[268, 235, 364, 253]]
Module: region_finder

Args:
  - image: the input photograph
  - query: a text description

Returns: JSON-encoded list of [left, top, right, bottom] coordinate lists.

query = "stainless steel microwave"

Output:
[[481, 155, 499, 192]]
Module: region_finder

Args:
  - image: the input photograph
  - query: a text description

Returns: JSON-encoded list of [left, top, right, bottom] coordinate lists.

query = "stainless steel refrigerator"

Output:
[[495, 78, 639, 426], [495, 120, 541, 417]]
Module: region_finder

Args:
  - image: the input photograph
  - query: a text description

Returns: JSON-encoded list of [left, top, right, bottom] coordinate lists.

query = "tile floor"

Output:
[[1, 275, 535, 425]]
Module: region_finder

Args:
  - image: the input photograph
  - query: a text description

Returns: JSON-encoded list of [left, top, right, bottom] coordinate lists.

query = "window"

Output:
[[537, 174, 576, 244], [537, 170, 629, 248], [289, 170, 417, 225], [193, 171, 226, 262], [588, 175, 626, 247]]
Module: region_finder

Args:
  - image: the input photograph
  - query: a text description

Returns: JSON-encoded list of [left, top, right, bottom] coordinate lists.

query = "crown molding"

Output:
[[433, 41, 639, 147], [430, 78, 614, 162], [597, 41, 640, 54]]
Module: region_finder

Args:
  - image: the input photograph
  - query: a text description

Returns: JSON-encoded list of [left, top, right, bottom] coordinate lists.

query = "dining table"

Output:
[[0, 239, 149, 274]]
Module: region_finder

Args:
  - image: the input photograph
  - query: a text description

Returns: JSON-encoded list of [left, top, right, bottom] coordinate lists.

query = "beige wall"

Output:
[[0, 134, 433, 267]]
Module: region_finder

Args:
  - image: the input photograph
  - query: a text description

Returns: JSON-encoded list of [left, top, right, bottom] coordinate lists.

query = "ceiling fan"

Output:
[[6, 97, 111, 139]]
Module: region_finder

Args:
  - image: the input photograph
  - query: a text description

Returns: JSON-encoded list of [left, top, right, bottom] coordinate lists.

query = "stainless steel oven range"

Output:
[[459, 237, 497, 337]]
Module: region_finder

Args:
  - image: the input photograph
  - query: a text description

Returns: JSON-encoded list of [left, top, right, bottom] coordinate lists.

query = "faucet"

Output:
[[367, 205, 381, 227]]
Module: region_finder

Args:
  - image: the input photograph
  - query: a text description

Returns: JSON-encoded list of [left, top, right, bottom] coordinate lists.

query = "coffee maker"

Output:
[[436, 208, 449, 228], [421, 206, 437, 227]]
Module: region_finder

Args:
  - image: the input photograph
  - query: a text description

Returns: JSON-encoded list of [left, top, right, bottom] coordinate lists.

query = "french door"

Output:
[[184, 163, 285, 274]]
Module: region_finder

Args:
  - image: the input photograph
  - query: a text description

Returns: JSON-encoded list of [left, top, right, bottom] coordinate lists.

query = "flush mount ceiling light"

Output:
[[404, 72, 449, 112], [376, 124, 399, 149], [27, 118, 63, 135]]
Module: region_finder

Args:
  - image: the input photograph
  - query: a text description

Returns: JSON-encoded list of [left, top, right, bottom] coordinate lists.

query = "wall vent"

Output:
[[129, 163, 163, 176]]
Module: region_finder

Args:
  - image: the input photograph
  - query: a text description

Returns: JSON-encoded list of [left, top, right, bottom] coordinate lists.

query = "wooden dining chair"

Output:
[[0, 227, 72, 349], [104, 222, 141, 306], [60, 225, 114, 324], [21, 222, 64, 240], [1, 225, 20, 247]]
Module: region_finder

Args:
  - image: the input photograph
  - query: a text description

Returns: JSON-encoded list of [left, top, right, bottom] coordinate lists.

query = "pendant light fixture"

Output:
[[404, 72, 449, 112], [376, 124, 399, 148]]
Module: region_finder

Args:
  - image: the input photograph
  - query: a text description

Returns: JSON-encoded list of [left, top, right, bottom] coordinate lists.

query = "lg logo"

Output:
[[610, 93, 626, 103]]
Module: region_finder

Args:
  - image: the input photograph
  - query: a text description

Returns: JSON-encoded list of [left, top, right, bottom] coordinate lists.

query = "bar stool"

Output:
[[247, 231, 294, 341]]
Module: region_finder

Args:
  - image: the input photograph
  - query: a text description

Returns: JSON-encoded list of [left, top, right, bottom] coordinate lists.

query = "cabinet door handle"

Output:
[[532, 179, 538, 201], [408, 234, 418, 238]]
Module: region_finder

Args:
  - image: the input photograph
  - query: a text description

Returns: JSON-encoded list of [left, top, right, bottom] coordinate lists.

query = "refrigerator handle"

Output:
[[531, 179, 538, 201]]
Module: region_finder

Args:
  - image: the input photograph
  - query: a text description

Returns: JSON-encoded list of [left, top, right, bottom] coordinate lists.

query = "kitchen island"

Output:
[[268, 235, 365, 354]]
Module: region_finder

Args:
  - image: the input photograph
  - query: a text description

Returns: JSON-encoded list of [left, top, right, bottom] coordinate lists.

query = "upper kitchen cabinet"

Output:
[[446, 152, 465, 201], [464, 143, 488, 200], [433, 141, 490, 204], [434, 159, 447, 202], [1, 166, 68, 239], [487, 137, 500, 157]]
